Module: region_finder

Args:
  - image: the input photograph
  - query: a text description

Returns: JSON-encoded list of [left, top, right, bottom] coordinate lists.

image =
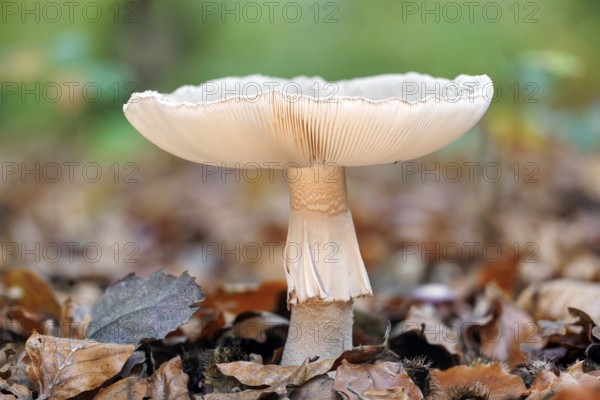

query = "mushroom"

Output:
[[123, 73, 493, 365]]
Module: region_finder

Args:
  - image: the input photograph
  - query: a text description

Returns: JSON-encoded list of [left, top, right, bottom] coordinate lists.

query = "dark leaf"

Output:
[[88, 271, 204, 344]]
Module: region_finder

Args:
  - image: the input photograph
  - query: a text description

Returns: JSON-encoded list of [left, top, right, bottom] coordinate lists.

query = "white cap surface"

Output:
[[124, 74, 493, 168]]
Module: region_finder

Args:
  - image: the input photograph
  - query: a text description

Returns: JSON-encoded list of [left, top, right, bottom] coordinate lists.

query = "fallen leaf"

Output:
[[333, 360, 422, 400], [204, 390, 271, 400], [3, 268, 62, 320], [332, 322, 391, 369], [4, 306, 48, 338], [203, 281, 287, 315], [399, 305, 462, 356], [477, 255, 520, 295], [528, 369, 600, 399], [569, 307, 597, 340], [0, 376, 31, 399], [93, 376, 147, 400], [146, 356, 190, 400], [119, 350, 146, 378], [527, 370, 560, 399], [359, 387, 409, 399], [0, 349, 32, 393], [431, 364, 526, 400], [466, 287, 543, 367], [216, 358, 334, 387], [537, 320, 567, 337], [517, 279, 600, 322], [88, 271, 204, 344], [96, 356, 190, 400], [553, 379, 600, 400], [179, 308, 225, 343], [208, 358, 334, 400], [60, 297, 90, 340], [24, 331, 134, 400], [288, 375, 336, 400]]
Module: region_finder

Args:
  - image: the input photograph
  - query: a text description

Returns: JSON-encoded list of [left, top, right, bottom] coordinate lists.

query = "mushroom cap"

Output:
[[124, 74, 493, 168]]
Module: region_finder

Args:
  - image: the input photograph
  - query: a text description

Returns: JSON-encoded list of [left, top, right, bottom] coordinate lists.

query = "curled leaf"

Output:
[[216, 358, 334, 387], [333, 361, 422, 400], [146, 356, 190, 400], [25, 332, 134, 400]]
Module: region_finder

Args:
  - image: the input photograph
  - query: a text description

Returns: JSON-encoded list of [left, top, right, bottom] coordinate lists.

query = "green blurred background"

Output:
[[1, 0, 599, 154]]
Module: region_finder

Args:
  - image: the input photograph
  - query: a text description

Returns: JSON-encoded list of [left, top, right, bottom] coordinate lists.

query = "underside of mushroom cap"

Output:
[[124, 73, 493, 168]]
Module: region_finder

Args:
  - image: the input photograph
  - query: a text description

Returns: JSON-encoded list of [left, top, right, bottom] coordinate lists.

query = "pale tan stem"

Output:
[[284, 164, 372, 305], [281, 299, 353, 365]]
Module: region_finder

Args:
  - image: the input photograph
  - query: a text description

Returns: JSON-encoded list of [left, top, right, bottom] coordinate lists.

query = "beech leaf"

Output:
[[216, 358, 334, 387], [3, 268, 62, 320], [88, 271, 204, 344], [146, 356, 190, 400], [93, 376, 147, 400], [333, 361, 423, 400], [25, 332, 134, 400], [208, 358, 335, 400]]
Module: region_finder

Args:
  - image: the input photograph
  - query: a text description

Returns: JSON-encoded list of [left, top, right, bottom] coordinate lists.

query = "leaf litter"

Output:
[[4, 146, 600, 399]]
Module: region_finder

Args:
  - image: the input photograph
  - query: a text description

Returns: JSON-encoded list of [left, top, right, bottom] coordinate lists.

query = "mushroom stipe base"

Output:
[[281, 299, 353, 365]]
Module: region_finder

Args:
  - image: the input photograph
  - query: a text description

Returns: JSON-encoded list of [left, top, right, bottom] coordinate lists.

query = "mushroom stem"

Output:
[[282, 299, 353, 365], [281, 165, 372, 364]]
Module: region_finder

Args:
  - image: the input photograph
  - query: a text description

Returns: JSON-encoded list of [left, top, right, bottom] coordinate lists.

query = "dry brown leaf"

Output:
[[3, 268, 62, 320], [1, 352, 31, 394], [466, 287, 542, 367], [528, 369, 600, 399], [96, 357, 190, 400], [332, 322, 391, 369], [360, 387, 409, 399], [333, 344, 386, 371], [203, 281, 287, 315], [288, 375, 336, 400], [94, 376, 147, 400], [431, 364, 526, 400], [537, 319, 567, 337], [208, 358, 334, 400], [477, 255, 520, 295], [517, 279, 600, 322], [179, 309, 225, 343], [527, 370, 560, 399], [204, 389, 272, 400], [24, 331, 134, 400], [333, 360, 422, 400], [554, 384, 600, 400], [0, 376, 31, 399], [5, 306, 47, 337], [146, 356, 190, 400], [400, 305, 462, 356], [59, 298, 89, 340], [216, 358, 334, 387]]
